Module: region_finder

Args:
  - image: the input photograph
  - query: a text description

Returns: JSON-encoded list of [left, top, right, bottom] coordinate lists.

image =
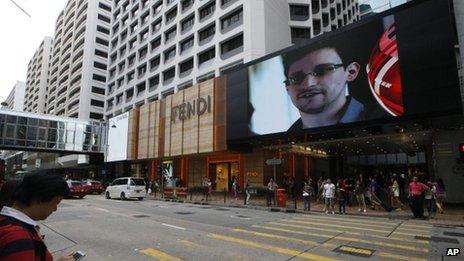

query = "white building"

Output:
[[24, 37, 53, 114], [4, 81, 26, 111], [45, 0, 112, 120], [105, 0, 360, 118]]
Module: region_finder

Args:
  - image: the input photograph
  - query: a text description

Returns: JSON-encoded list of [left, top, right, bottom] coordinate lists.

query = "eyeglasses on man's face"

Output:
[[284, 63, 344, 86]]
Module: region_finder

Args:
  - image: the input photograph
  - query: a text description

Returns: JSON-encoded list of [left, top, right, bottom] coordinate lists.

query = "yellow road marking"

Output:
[[208, 233, 340, 261], [140, 248, 183, 261], [400, 223, 433, 229], [179, 240, 207, 249], [292, 216, 397, 230], [299, 214, 398, 226], [253, 225, 429, 253], [392, 231, 430, 237], [338, 246, 373, 256], [267, 222, 430, 244], [236, 228, 426, 261], [281, 219, 391, 233], [394, 227, 431, 234]]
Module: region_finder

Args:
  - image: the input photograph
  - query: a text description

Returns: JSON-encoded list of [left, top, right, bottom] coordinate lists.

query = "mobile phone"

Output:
[[72, 251, 86, 261]]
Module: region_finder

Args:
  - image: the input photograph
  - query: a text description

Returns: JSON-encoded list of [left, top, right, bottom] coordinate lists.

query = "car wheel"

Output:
[[138, 197, 143, 201], [105, 191, 111, 199], [120, 192, 126, 200]]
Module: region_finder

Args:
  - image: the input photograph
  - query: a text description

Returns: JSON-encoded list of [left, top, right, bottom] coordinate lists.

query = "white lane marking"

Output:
[[162, 223, 186, 230], [96, 208, 110, 212], [230, 215, 251, 220]]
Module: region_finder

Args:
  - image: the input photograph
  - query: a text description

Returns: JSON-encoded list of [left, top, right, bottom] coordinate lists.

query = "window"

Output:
[[109, 68, 116, 78], [95, 49, 108, 58], [165, 7, 177, 23], [138, 46, 148, 59], [139, 29, 149, 42], [200, 1, 215, 20], [151, 19, 162, 33], [91, 99, 104, 107], [141, 11, 149, 25], [107, 98, 114, 108], [291, 27, 311, 43], [94, 61, 107, 70], [150, 37, 161, 50], [199, 24, 215, 41], [119, 45, 127, 56], [149, 75, 159, 90], [181, 0, 194, 11], [118, 61, 126, 72], [96, 37, 109, 46], [153, 2, 162, 16], [117, 77, 124, 87], [127, 71, 135, 82], [98, 2, 111, 12], [93, 74, 106, 82], [98, 14, 111, 23], [136, 82, 146, 94], [180, 58, 193, 73], [128, 54, 136, 66], [165, 26, 176, 42], [180, 36, 194, 52], [181, 15, 194, 31], [221, 0, 236, 6], [129, 37, 137, 49], [221, 34, 243, 54], [149, 56, 160, 69], [120, 30, 128, 41], [290, 5, 309, 21], [130, 22, 138, 33], [198, 47, 215, 64], [164, 47, 176, 62], [126, 88, 134, 100], [92, 86, 105, 95], [163, 67, 175, 82], [122, 15, 129, 26], [221, 8, 242, 30], [131, 6, 139, 18], [137, 64, 147, 76], [89, 112, 103, 120], [97, 25, 110, 35]]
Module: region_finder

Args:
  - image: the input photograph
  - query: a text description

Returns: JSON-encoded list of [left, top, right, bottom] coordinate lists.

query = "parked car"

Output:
[[83, 180, 105, 194], [66, 180, 88, 199], [105, 177, 146, 200]]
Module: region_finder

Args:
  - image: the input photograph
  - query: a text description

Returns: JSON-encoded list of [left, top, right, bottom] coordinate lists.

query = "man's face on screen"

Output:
[[286, 48, 350, 114]]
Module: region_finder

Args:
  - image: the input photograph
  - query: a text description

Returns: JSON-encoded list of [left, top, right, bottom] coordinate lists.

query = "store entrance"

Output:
[[208, 162, 239, 192]]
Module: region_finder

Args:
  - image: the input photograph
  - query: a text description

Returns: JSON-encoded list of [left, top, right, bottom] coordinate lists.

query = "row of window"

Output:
[[289, 2, 359, 22]]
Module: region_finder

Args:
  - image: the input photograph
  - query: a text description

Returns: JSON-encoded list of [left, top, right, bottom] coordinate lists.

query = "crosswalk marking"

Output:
[[179, 240, 207, 250], [267, 222, 430, 244], [293, 216, 397, 229], [399, 223, 433, 229], [208, 233, 340, 261], [280, 219, 392, 234], [299, 214, 399, 226], [233, 228, 426, 261], [253, 224, 429, 253], [140, 248, 183, 261]]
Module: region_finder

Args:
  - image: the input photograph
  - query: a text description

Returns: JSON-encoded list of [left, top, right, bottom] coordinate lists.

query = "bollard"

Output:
[[223, 188, 226, 204], [294, 195, 297, 210], [244, 191, 247, 205]]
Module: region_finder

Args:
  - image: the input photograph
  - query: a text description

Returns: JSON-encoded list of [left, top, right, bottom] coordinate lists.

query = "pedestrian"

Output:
[[425, 181, 437, 219], [368, 176, 382, 209], [391, 178, 404, 210], [408, 176, 428, 219], [145, 178, 150, 194], [0, 173, 74, 261], [302, 181, 311, 211], [207, 178, 213, 201], [354, 175, 367, 212], [267, 178, 277, 206], [435, 178, 446, 214], [245, 179, 251, 205], [323, 179, 336, 214], [0, 180, 21, 209], [337, 180, 347, 214], [232, 177, 239, 200]]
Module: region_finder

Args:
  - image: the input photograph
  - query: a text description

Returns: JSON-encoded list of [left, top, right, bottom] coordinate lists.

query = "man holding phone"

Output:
[[0, 172, 77, 261]]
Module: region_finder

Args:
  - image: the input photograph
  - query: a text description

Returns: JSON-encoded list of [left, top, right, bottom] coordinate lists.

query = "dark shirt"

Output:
[[288, 97, 365, 132]]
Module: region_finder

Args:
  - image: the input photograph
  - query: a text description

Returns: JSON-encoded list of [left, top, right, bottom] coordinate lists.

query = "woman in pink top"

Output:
[[408, 177, 428, 218]]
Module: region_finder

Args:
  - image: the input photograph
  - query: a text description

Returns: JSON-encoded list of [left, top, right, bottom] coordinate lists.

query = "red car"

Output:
[[66, 180, 88, 198], [82, 180, 105, 194]]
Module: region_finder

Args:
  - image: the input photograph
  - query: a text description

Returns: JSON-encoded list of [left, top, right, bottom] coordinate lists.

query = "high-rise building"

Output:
[[4, 81, 26, 111], [105, 0, 360, 119], [45, 0, 112, 120], [24, 37, 53, 114]]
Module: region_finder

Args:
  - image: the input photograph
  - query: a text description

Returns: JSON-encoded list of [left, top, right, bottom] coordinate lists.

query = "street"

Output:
[[41, 195, 463, 260]]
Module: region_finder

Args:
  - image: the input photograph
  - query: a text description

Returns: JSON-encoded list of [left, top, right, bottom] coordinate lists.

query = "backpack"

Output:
[[0, 215, 47, 261]]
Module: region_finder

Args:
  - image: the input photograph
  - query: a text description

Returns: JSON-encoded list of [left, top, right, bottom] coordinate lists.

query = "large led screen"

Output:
[[106, 112, 129, 162], [227, 0, 461, 142]]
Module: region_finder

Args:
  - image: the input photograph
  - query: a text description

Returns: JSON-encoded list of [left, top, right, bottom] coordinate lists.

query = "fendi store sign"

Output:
[[133, 78, 227, 160], [171, 95, 212, 123]]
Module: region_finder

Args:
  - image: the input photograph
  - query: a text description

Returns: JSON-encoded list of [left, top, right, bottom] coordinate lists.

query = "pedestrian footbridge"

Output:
[[0, 110, 106, 154]]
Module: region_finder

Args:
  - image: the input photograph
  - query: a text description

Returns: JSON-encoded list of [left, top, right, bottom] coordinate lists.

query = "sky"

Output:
[[0, 0, 68, 100], [0, 0, 408, 101]]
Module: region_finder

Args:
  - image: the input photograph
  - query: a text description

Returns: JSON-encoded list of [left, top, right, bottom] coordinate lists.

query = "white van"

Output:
[[105, 177, 146, 200]]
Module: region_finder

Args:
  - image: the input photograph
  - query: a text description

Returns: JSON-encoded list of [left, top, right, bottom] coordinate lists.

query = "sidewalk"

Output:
[[148, 192, 464, 226]]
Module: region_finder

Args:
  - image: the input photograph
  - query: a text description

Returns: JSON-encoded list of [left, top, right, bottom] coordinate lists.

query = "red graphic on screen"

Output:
[[367, 23, 404, 116]]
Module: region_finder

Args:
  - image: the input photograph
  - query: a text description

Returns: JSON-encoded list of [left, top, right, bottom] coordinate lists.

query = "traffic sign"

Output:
[[266, 158, 282, 165]]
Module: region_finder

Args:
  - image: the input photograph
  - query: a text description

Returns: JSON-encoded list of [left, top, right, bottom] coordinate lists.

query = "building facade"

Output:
[[104, 0, 360, 119], [24, 37, 53, 114], [5, 81, 26, 111], [45, 0, 112, 120]]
